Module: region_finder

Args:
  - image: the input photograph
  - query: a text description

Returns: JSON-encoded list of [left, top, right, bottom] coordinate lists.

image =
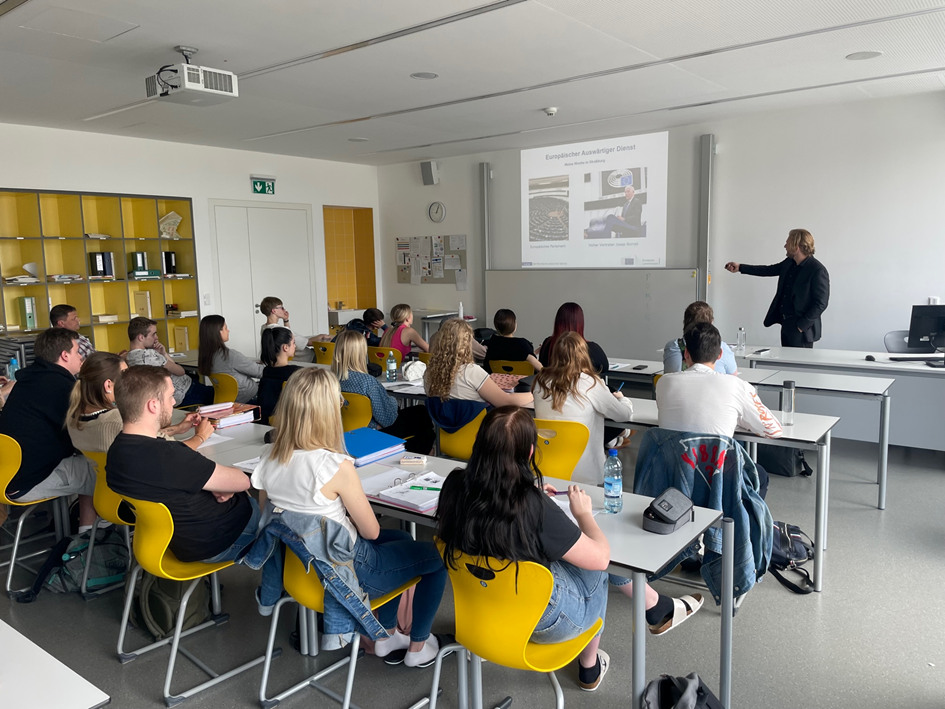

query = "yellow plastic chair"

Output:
[[427, 547, 603, 709], [368, 347, 402, 369], [340, 393, 373, 432], [418, 352, 432, 364], [208, 372, 239, 404], [0, 434, 70, 595], [79, 450, 134, 597], [259, 549, 420, 709], [533, 420, 591, 482], [313, 342, 335, 365], [490, 359, 535, 376], [115, 496, 266, 706], [438, 409, 487, 461]]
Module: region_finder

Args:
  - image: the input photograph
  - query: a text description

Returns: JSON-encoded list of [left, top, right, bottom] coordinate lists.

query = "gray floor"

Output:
[[2, 439, 944, 708]]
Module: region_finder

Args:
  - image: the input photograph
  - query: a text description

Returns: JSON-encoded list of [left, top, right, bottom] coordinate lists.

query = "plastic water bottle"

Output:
[[458, 301, 464, 320], [736, 327, 747, 354], [7, 357, 19, 381], [386, 350, 397, 382], [603, 449, 623, 514]]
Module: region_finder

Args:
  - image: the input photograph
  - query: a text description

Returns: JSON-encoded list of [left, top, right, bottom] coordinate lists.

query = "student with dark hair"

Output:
[[436, 407, 702, 692], [50, 303, 94, 362], [126, 316, 214, 407], [108, 366, 259, 564], [537, 302, 608, 376], [482, 308, 542, 374], [257, 327, 302, 425], [198, 314, 264, 403], [332, 307, 388, 347], [0, 327, 97, 531], [663, 301, 737, 374]]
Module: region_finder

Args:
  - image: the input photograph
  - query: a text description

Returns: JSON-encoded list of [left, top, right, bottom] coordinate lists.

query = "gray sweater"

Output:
[[211, 348, 264, 403]]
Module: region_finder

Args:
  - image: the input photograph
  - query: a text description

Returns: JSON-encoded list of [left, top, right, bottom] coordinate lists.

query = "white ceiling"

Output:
[[1, 0, 944, 165]]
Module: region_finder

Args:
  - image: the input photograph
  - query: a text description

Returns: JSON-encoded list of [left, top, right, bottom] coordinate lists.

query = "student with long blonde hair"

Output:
[[378, 304, 428, 359], [251, 368, 446, 667], [332, 330, 434, 453], [533, 333, 632, 484], [424, 318, 532, 407]]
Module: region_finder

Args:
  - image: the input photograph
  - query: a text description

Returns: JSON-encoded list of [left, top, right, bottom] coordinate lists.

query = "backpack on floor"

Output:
[[642, 673, 724, 709], [769, 520, 814, 594], [756, 444, 812, 477], [133, 573, 212, 640], [13, 528, 130, 602]]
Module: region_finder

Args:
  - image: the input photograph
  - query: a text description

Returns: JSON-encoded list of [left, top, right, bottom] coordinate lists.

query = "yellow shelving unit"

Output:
[[0, 189, 199, 354]]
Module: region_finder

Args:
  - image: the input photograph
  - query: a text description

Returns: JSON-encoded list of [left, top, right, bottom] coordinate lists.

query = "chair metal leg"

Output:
[[546, 672, 564, 709], [470, 654, 484, 709], [426, 642, 465, 709], [5, 505, 44, 594]]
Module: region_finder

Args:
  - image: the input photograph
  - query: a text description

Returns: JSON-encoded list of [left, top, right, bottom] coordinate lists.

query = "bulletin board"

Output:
[[395, 234, 468, 290]]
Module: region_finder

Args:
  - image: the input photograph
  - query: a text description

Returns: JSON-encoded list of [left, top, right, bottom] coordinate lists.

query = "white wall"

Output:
[[0, 123, 380, 336], [378, 93, 945, 352]]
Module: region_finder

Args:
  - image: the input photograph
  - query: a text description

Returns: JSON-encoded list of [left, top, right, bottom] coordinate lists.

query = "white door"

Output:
[[213, 203, 316, 358]]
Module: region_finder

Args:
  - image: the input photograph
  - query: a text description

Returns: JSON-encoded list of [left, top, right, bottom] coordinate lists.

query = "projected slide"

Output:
[[521, 131, 668, 269]]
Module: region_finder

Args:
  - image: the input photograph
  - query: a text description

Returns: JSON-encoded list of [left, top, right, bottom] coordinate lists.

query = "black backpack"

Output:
[[769, 521, 814, 594]]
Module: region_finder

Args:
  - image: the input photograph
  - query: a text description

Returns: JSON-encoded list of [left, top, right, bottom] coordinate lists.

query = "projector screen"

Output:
[[521, 131, 668, 269]]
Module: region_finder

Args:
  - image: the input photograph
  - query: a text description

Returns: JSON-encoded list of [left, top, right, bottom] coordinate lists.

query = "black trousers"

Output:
[[780, 319, 813, 348], [381, 404, 436, 454]]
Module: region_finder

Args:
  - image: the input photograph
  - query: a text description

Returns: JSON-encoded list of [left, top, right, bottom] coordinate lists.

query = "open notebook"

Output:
[[361, 466, 445, 512]]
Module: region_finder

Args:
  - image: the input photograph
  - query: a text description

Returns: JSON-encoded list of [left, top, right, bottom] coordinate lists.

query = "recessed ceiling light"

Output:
[[845, 51, 883, 61], [348, 137, 369, 142], [410, 72, 439, 80]]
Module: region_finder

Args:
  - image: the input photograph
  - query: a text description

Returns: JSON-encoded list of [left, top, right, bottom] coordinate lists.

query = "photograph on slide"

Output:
[[583, 167, 647, 240], [527, 175, 570, 242]]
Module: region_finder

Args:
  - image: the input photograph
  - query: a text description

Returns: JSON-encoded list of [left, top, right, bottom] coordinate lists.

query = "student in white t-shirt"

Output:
[[423, 318, 532, 407], [656, 322, 782, 441]]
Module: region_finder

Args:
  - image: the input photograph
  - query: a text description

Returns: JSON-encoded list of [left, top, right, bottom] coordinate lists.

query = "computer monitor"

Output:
[[907, 304, 945, 349]]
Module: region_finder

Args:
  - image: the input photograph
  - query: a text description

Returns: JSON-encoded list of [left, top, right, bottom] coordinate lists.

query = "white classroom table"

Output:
[[0, 619, 109, 708], [202, 427, 735, 709], [608, 398, 839, 593], [743, 369, 895, 510], [605, 358, 664, 387], [746, 346, 945, 452]]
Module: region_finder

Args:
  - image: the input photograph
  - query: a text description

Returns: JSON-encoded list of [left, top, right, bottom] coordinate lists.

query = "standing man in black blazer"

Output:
[[725, 229, 829, 348]]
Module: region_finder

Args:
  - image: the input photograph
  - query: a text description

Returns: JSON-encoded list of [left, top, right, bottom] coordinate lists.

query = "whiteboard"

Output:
[[485, 268, 699, 360]]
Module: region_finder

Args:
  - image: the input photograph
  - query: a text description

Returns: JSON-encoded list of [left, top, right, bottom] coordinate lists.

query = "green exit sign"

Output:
[[252, 178, 275, 195]]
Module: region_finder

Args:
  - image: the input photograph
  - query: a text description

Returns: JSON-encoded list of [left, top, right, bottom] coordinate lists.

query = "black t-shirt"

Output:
[[0, 359, 77, 497], [258, 365, 302, 425], [106, 433, 251, 562], [483, 336, 534, 373], [538, 337, 609, 377]]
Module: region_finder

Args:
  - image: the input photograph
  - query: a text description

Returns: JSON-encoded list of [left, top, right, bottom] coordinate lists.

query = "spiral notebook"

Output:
[[361, 466, 444, 512]]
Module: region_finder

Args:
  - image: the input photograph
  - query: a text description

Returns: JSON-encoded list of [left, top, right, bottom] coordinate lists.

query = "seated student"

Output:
[[67, 352, 211, 453], [436, 407, 703, 692], [250, 368, 446, 666], [538, 302, 609, 376], [50, 303, 94, 362], [257, 327, 303, 426], [657, 323, 782, 498], [332, 330, 435, 454], [379, 304, 429, 359], [126, 317, 214, 407], [424, 318, 533, 409], [483, 308, 542, 374], [198, 314, 264, 404], [533, 333, 633, 484], [108, 366, 259, 563], [663, 301, 737, 374], [332, 307, 388, 348], [259, 296, 324, 362], [0, 327, 96, 532]]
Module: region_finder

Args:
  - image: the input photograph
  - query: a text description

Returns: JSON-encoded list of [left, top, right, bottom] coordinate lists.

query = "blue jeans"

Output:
[[531, 561, 608, 644], [201, 496, 261, 563], [353, 529, 447, 643]]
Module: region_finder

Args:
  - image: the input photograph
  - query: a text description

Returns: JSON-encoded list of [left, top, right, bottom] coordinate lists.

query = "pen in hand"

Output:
[[616, 382, 625, 393]]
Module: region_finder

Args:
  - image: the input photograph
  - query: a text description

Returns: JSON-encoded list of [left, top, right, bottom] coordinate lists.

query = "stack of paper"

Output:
[[344, 427, 405, 467], [197, 402, 260, 428], [362, 466, 445, 512]]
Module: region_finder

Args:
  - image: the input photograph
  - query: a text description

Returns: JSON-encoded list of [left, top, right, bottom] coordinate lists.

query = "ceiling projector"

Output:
[[145, 62, 238, 105]]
